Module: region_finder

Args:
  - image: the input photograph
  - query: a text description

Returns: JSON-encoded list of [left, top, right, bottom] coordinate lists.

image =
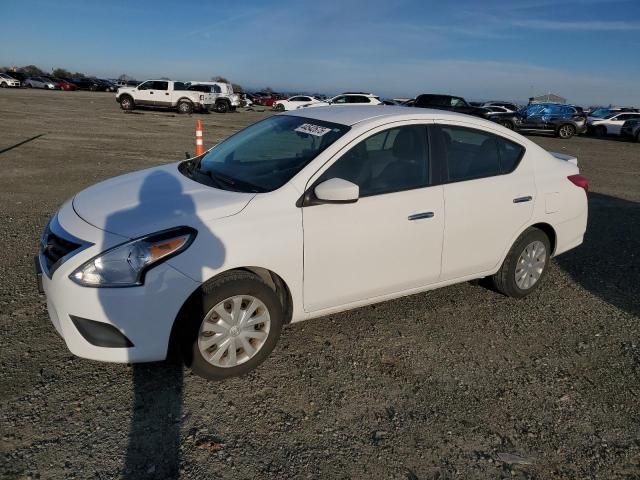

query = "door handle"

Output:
[[513, 196, 532, 203], [408, 212, 434, 221], [165, 92, 169, 95], [149, 91, 154, 94]]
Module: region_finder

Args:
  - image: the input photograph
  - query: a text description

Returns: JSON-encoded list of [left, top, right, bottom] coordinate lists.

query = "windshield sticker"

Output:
[[295, 123, 332, 137]]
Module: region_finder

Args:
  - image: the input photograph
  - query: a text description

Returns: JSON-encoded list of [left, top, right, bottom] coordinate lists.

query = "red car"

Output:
[[252, 92, 287, 107], [49, 77, 77, 91]]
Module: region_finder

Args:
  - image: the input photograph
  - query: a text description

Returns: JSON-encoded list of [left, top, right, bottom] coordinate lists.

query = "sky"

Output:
[[1, 0, 639, 105]]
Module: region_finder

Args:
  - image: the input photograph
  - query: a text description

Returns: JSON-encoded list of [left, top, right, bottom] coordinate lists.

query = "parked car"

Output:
[[37, 106, 588, 380], [587, 107, 638, 121], [48, 77, 77, 91], [621, 119, 640, 142], [116, 80, 215, 113], [97, 79, 118, 92], [414, 94, 491, 118], [273, 95, 321, 111], [299, 93, 383, 108], [187, 81, 241, 113], [23, 76, 56, 89], [69, 78, 102, 91], [0, 73, 20, 87], [483, 101, 519, 112], [588, 111, 640, 136], [487, 103, 587, 139], [5, 71, 28, 84]]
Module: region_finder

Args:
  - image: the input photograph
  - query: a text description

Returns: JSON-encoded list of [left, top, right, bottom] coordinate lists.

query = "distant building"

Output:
[[529, 93, 567, 104]]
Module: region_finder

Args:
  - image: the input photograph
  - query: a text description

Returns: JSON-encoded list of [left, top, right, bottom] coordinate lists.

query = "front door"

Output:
[[303, 124, 445, 312], [135, 81, 156, 106]]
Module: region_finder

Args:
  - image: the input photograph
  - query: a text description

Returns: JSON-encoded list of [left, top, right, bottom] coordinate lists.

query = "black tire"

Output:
[[26, 83, 32, 88], [0, 82, 7, 88], [182, 271, 283, 380], [500, 120, 514, 130], [635, 131, 640, 143], [119, 95, 134, 111], [556, 123, 576, 139], [491, 227, 551, 298], [178, 100, 194, 114], [594, 125, 606, 137], [275, 103, 285, 112], [215, 100, 229, 113]]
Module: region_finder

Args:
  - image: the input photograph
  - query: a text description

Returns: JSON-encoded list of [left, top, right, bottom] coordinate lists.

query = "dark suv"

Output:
[[487, 103, 587, 139], [413, 94, 490, 118]]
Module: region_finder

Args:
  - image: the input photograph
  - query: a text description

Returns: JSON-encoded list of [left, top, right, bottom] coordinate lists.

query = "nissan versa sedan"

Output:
[[37, 107, 588, 380]]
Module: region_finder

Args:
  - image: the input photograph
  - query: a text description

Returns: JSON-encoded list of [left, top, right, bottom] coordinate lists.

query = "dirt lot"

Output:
[[1, 89, 638, 480]]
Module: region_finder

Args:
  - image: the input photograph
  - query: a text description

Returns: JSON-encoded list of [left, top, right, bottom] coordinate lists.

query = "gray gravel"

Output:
[[1, 89, 639, 479]]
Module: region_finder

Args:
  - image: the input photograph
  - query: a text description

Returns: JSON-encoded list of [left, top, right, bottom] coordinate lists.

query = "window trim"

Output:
[[433, 123, 526, 185]]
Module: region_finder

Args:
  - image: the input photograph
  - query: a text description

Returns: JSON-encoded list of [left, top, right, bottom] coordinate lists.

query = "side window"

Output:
[[299, 96, 311, 102], [332, 96, 347, 104], [212, 84, 222, 93], [319, 125, 429, 197], [440, 126, 524, 181], [138, 81, 150, 90], [153, 81, 168, 91], [352, 96, 370, 103]]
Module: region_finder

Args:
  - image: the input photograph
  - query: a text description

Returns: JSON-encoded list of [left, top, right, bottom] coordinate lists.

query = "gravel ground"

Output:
[[1, 89, 638, 480]]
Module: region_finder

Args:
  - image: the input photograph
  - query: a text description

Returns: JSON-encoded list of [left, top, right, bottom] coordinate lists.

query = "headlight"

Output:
[[70, 227, 196, 287]]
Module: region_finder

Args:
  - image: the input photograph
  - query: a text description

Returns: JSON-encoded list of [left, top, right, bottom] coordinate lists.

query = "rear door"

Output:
[[608, 113, 640, 135], [435, 122, 535, 280]]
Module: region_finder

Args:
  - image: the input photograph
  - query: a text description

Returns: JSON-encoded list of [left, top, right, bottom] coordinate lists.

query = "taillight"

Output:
[[568, 174, 588, 194]]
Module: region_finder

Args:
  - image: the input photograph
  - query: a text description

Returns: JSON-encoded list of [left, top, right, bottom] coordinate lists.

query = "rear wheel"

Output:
[[182, 271, 283, 380], [178, 100, 194, 114], [215, 100, 229, 113], [557, 123, 576, 139], [491, 228, 551, 298]]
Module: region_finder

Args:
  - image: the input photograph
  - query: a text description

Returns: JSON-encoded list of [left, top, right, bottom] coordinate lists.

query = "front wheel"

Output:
[[274, 103, 285, 112], [491, 228, 551, 298], [183, 271, 283, 380], [593, 125, 606, 137], [119, 96, 134, 110], [0, 82, 7, 88], [557, 123, 576, 139]]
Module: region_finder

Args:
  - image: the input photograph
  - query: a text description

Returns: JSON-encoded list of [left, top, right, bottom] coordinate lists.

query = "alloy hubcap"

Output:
[[560, 126, 573, 137], [197, 295, 270, 368], [515, 240, 546, 290]]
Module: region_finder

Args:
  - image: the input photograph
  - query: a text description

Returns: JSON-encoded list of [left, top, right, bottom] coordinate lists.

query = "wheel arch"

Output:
[[177, 97, 194, 104], [168, 266, 294, 360], [529, 222, 557, 255]]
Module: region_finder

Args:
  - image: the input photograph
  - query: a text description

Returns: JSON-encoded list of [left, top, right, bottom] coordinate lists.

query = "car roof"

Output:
[[282, 105, 477, 126]]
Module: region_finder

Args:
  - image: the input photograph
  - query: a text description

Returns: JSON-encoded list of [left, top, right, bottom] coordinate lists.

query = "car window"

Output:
[[350, 96, 370, 104], [450, 97, 466, 108], [198, 115, 350, 192], [332, 96, 347, 104], [138, 81, 150, 90], [319, 125, 429, 197], [174, 82, 186, 90], [440, 126, 524, 181], [152, 81, 168, 91]]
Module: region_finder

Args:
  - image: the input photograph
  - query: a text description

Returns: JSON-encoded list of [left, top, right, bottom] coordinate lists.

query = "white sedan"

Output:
[[589, 111, 640, 136], [273, 95, 322, 111], [38, 107, 588, 380]]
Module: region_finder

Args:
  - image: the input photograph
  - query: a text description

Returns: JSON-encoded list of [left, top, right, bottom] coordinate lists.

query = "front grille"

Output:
[[39, 216, 89, 277], [42, 231, 81, 271]]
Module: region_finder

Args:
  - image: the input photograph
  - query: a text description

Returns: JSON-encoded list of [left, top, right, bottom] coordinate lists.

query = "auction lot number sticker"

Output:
[[295, 123, 332, 136]]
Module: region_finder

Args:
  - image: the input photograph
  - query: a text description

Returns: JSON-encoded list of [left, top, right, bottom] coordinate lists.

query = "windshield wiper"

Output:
[[211, 171, 265, 193]]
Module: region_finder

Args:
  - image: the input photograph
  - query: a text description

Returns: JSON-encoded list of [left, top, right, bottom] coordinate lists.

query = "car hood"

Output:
[[72, 162, 255, 238]]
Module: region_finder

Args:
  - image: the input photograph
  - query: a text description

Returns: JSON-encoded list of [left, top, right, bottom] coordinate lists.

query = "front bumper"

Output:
[[38, 202, 200, 363]]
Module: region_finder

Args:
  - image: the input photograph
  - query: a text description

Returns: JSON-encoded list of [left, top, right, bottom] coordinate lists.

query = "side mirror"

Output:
[[314, 178, 359, 204]]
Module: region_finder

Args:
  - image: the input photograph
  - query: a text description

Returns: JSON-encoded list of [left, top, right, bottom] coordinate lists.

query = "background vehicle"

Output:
[[482, 101, 519, 112], [0, 73, 20, 87], [299, 92, 383, 108], [621, 119, 640, 141], [487, 103, 587, 139], [273, 95, 321, 111], [96, 79, 118, 92], [116, 80, 215, 113], [23, 76, 56, 89], [187, 81, 241, 113], [414, 94, 491, 118], [70, 78, 102, 91], [38, 106, 587, 380], [588, 111, 640, 136], [48, 77, 77, 91]]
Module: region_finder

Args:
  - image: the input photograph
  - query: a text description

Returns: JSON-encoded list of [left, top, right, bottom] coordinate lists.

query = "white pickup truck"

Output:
[[116, 80, 215, 114]]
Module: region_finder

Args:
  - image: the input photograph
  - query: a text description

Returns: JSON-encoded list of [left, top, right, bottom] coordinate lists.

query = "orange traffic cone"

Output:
[[195, 119, 204, 156]]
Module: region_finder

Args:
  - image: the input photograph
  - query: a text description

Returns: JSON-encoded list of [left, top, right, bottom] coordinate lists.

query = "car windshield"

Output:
[[192, 115, 350, 192], [590, 108, 611, 118]]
